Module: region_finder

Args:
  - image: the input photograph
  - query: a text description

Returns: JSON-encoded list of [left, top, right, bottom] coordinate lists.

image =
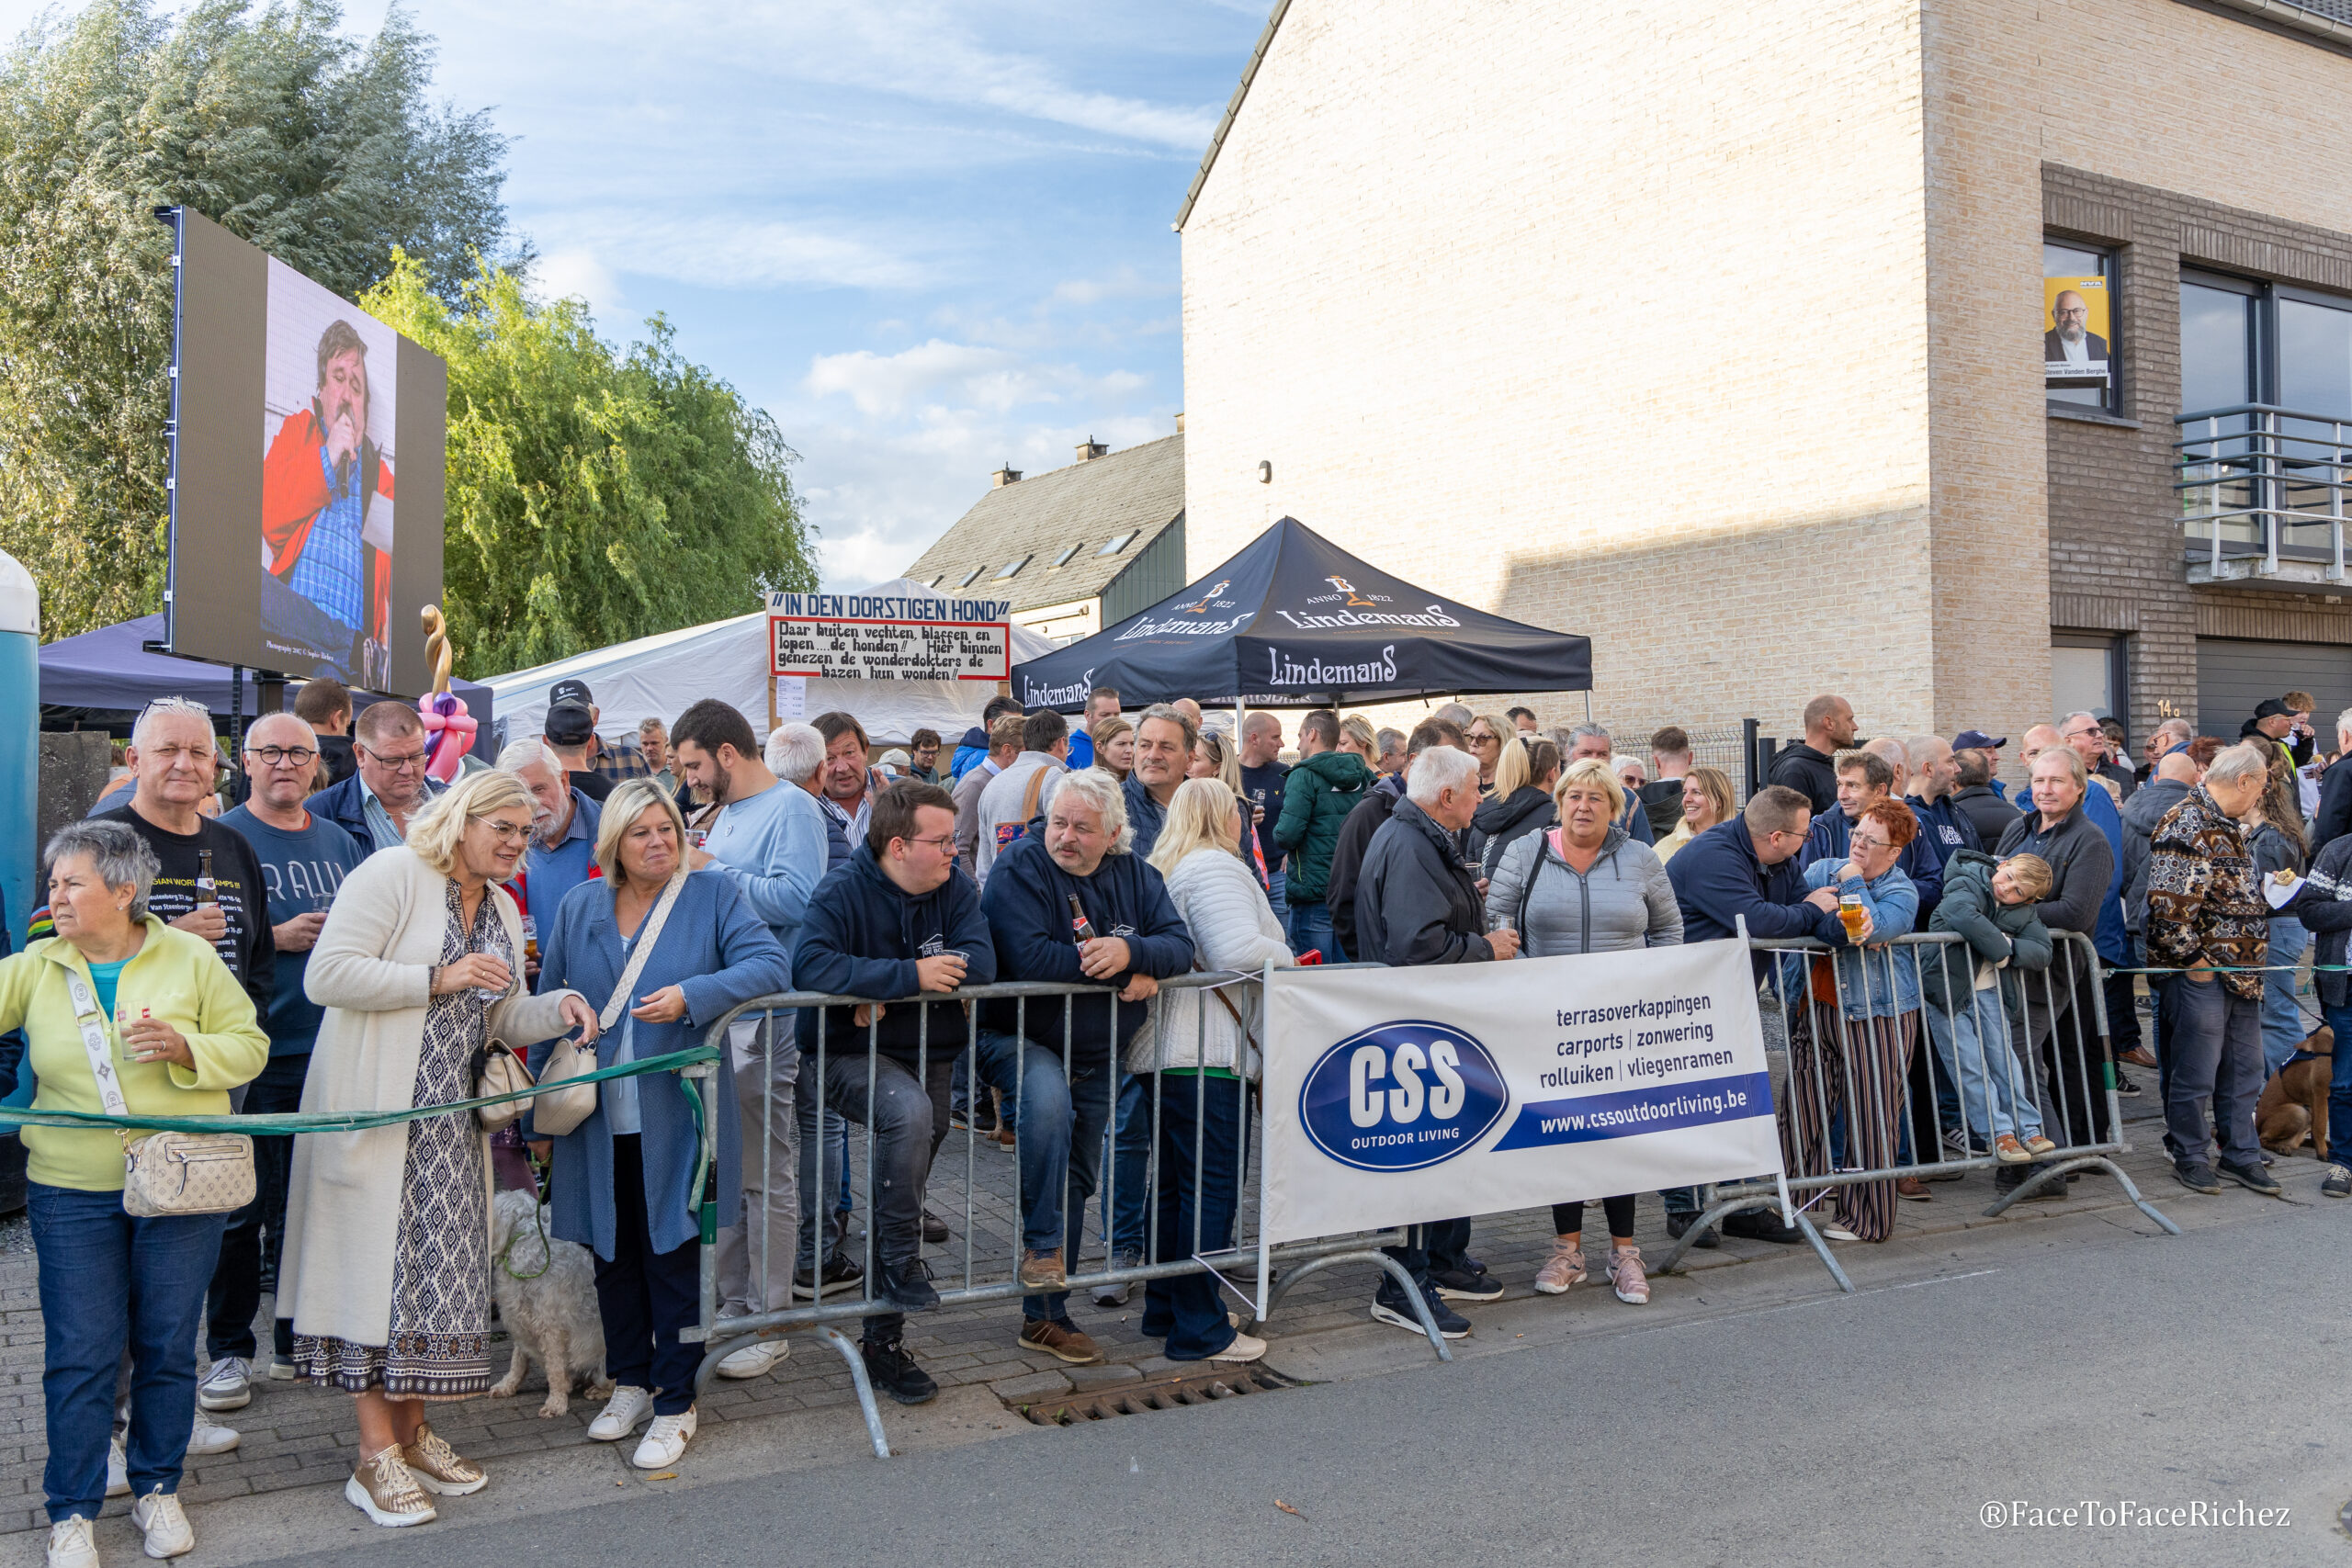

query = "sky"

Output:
[[3, 0, 1270, 590]]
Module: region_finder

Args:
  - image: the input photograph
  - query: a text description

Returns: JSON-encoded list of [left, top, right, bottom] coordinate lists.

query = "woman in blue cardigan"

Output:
[[533, 780, 789, 1472]]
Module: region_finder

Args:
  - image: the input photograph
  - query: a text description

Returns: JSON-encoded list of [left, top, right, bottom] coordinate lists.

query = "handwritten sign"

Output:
[[769, 614, 1011, 682]]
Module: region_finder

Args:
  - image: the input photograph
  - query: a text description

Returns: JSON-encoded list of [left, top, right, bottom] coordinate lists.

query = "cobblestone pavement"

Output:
[[0, 1086, 2214, 1536]]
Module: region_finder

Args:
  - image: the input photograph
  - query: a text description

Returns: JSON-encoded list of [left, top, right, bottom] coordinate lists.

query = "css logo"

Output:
[[1299, 1021, 1509, 1171]]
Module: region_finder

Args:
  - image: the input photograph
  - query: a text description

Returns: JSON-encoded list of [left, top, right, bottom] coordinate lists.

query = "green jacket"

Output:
[[1273, 750, 1377, 904], [0, 919, 269, 1191]]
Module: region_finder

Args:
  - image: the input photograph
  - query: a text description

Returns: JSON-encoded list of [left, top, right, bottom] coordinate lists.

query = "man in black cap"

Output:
[[2242, 697, 2317, 773], [1949, 730, 2019, 848], [544, 698, 615, 802], [548, 676, 655, 786]]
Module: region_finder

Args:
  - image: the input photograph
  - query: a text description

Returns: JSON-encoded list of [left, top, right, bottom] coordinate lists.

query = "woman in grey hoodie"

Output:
[[1487, 758, 1681, 1304]]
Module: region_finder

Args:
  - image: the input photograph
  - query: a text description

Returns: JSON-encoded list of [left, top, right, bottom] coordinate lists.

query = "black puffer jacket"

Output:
[[1473, 785, 1555, 881]]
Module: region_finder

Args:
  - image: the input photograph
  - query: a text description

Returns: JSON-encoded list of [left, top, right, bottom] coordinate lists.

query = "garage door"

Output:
[[2195, 638, 2352, 737]]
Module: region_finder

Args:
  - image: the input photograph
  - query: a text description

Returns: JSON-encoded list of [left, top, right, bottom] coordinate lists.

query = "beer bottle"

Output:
[[1067, 894, 1096, 946], [195, 847, 217, 907]]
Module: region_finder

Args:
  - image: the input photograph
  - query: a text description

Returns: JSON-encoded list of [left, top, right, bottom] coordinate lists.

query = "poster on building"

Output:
[[2044, 275, 2112, 387], [1258, 940, 1784, 1248], [765, 591, 1012, 681]]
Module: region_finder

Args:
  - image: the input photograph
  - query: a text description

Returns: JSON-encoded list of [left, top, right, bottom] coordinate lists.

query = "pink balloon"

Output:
[[419, 694, 478, 782]]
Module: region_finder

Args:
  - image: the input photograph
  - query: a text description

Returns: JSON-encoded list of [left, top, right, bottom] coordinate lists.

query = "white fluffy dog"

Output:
[[487, 1187, 610, 1417]]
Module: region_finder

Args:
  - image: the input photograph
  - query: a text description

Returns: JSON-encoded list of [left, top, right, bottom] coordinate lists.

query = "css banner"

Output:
[[1260, 940, 1785, 1246]]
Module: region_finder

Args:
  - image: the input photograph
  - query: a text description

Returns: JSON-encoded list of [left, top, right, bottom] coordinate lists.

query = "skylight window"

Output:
[[1097, 531, 1138, 556], [1052, 541, 1085, 567], [994, 556, 1030, 580], [958, 566, 986, 587]]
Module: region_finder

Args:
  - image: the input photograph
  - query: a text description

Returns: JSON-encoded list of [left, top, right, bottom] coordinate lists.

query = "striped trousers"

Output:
[[1779, 1003, 1917, 1243]]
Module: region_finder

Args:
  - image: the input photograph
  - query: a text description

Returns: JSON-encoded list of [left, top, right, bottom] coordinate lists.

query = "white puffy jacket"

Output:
[[1125, 846, 1295, 1078]]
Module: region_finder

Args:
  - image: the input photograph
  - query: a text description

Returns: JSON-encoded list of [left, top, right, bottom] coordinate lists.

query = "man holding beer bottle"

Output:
[[975, 769, 1191, 1366]]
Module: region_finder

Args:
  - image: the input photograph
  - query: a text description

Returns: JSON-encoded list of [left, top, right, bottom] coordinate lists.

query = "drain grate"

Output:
[[1011, 1363, 1300, 1424]]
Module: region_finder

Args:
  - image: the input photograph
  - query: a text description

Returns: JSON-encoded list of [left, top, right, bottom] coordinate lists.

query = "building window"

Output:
[[994, 556, 1029, 580], [924, 574, 944, 589], [2045, 241, 2118, 412], [2051, 632, 2126, 730], [1052, 541, 1085, 567], [957, 565, 986, 587], [1097, 530, 1138, 556]]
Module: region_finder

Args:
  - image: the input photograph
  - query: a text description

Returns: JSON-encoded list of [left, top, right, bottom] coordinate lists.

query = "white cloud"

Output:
[[805, 338, 1104, 418], [526, 248, 626, 326], [527, 211, 931, 293]]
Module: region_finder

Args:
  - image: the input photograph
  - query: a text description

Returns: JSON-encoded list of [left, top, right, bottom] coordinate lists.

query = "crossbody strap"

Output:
[[62, 969, 130, 1119], [599, 870, 689, 1031]]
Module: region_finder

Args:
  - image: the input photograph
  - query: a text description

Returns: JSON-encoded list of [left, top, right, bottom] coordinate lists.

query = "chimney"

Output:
[[1174, 411, 1186, 434], [990, 464, 1022, 488], [1074, 436, 1108, 463]]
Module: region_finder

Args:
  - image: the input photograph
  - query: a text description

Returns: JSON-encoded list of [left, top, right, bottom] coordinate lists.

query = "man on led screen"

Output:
[[262, 319, 394, 683]]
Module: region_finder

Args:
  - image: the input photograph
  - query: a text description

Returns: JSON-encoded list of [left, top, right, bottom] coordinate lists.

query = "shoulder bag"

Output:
[[64, 969, 255, 1218], [530, 869, 687, 1138]]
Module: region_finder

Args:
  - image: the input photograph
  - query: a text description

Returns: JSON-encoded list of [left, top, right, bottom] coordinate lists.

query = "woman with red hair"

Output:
[[1788, 799, 1922, 1243]]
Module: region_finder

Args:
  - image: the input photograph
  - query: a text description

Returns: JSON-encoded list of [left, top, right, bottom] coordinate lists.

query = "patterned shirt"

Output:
[[283, 442, 367, 630], [592, 739, 653, 784], [2144, 785, 2267, 999]]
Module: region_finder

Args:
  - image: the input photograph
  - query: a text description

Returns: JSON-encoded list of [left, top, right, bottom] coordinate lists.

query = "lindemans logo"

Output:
[[1298, 1021, 1510, 1172], [1180, 579, 1232, 614]]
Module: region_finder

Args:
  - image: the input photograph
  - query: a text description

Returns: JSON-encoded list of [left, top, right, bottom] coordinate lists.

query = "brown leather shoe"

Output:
[[1018, 1318, 1103, 1364], [1017, 1248, 1065, 1291], [401, 1422, 486, 1496], [2120, 1046, 2159, 1069], [1894, 1177, 1931, 1201]]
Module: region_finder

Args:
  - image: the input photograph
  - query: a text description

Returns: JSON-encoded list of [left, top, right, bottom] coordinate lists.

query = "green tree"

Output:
[[0, 0, 521, 639], [363, 254, 815, 679]]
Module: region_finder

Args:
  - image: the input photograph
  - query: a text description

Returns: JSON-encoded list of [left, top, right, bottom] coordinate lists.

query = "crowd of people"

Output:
[[5, 673, 2346, 1563]]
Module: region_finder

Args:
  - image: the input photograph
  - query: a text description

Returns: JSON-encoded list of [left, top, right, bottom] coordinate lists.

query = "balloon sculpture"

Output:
[[417, 606, 477, 782]]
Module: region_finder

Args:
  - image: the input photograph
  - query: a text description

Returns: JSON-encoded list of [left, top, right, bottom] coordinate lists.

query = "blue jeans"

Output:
[[29, 1183, 227, 1522], [1104, 1075, 1152, 1257], [1933, 986, 2041, 1142], [2261, 917, 2312, 1076], [1285, 899, 1344, 963], [1137, 1072, 1250, 1359], [2160, 974, 2264, 1171], [975, 1032, 1115, 1323], [2323, 1002, 2352, 1159]]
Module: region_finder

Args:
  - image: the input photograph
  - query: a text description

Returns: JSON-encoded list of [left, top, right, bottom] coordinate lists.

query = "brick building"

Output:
[[1177, 0, 2352, 753]]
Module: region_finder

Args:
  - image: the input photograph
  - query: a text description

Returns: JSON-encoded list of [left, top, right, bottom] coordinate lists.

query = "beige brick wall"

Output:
[[1182, 0, 1943, 751]]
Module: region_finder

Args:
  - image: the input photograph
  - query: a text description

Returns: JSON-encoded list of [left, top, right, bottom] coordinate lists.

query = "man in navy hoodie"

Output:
[[977, 769, 1191, 1366], [790, 781, 995, 1406], [1665, 785, 1842, 1245]]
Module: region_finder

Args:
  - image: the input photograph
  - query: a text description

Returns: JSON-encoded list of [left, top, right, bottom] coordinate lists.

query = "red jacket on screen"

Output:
[[262, 408, 396, 648]]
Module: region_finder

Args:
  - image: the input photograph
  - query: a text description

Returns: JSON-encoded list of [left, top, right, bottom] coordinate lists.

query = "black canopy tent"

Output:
[[1011, 517, 1591, 711]]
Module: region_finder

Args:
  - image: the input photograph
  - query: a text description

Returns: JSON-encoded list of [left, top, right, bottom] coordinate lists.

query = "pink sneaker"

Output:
[[1532, 1240, 1586, 1295], [1607, 1246, 1649, 1304]]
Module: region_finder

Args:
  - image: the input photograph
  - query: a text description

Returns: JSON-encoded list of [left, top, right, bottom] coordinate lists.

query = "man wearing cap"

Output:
[[543, 698, 615, 802], [1948, 733, 2018, 850], [2242, 698, 2316, 776], [545, 677, 654, 785]]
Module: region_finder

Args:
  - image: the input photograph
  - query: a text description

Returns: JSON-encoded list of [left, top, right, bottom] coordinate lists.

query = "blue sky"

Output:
[[6, 0, 1270, 589]]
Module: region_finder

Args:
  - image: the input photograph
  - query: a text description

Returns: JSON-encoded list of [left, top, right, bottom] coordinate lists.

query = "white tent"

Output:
[[486, 580, 1055, 750]]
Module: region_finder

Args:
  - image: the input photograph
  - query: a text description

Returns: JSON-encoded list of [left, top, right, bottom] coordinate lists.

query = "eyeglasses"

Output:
[[903, 833, 958, 853], [1466, 730, 1499, 745], [476, 818, 532, 842], [359, 745, 427, 773], [249, 745, 319, 768], [2060, 726, 2102, 741], [1850, 835, 1894, 852]]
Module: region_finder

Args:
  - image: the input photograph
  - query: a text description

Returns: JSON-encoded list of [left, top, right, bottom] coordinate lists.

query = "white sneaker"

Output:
[[631, 1409, 696, 1470], [196, 1358, 250, 1413], [107, 1437, 130, 1498], [715, 1338, 788, 1380], [130, 1490, 193, 1560], [46, 1515, 97, 1568], [1209, 1331, 1268, 1363], [187, 1411, 240, 1457], [587, 1385, 654, 1442]]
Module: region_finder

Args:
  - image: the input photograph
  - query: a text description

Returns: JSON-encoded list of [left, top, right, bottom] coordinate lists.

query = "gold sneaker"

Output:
[[345, 1444, 436, 1528], [401, 1423, 488, 1496]]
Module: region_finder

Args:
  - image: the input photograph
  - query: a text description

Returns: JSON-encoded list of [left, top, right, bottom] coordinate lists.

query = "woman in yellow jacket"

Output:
[[0, 820, 267, 1568]]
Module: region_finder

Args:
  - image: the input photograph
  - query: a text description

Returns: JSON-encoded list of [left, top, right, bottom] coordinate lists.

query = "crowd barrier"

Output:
[[1651, 929, 2177, 1292]]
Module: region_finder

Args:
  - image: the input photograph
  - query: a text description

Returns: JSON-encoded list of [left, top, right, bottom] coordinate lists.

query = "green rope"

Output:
[[0, 1045, 719, 1135]]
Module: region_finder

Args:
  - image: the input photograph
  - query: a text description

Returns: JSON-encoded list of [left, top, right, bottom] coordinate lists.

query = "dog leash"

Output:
[[498, 1201, 555, 1281]]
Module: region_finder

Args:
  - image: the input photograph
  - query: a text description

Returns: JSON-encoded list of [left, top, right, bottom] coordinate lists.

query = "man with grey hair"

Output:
[[975, 766, 1191, 1364], [2145, 741, 2276, 1195], [1353, 743, 1518, 1339], [2139, 716, 2193, 785], [1374, 727, 1408, 777], [1122, 704, 1194, 860], [498, 737, 603, 942], [766, 721, 850, 873], [1432, 702, 1474, 728], [2313, 708, 2352, 853]]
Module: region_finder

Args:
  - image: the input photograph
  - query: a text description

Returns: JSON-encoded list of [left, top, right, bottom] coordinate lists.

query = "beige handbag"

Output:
[[65, 969, 255, 1218], [530, 870, 687, 1138], [472, 1039, 537, 1131]]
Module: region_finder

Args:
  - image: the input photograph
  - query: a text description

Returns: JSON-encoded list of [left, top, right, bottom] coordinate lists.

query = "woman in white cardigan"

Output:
[[279, 771, 598, 1529], [1132, 778, 1295, 1364]]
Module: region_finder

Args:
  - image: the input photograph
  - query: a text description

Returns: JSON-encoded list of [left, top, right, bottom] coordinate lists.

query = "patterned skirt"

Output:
[[295, 891, 499, 1399]]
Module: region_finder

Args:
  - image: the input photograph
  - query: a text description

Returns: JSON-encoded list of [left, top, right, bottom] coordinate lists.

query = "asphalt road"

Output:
[[242, 1193, 2349, 1568]]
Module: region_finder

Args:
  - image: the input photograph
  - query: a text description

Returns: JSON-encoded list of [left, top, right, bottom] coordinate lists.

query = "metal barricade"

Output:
[[685, 968, 1449, 1460], [1653, 928, 2177, 1292]]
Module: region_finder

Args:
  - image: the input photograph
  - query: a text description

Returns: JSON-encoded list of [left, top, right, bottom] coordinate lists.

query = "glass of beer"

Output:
[[1838, 890, 1867, 941]]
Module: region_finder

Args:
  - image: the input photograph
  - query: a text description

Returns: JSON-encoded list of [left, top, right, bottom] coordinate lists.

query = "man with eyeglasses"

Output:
[[212, 713, 366, 1398], [307, 702, 446, 852], [786, 780, 995, 1405]]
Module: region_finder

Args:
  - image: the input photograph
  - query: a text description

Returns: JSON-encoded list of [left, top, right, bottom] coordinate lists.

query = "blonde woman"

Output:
[[1134, 778, 1294, 1362], [1475, 737, 1560, 880], [1657, 766, 1736, 863], [280, 770, 601, 1529], [1487, 757, 1680, 1303], [1188, 730, 1265, 884], [1464, 713, 1512, 794]]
